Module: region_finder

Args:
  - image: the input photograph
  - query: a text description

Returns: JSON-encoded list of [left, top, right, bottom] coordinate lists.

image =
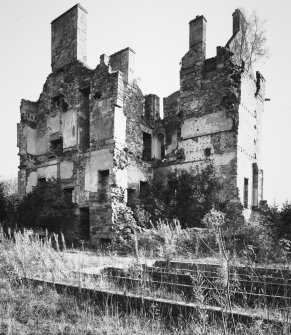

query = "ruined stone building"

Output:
[[17, 4, 266, 244]]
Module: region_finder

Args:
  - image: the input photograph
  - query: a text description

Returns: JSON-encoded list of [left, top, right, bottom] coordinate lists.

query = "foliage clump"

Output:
[[229, 8, 269, 70], [129, 165, 221, 229], [16, 179, 77, 242]]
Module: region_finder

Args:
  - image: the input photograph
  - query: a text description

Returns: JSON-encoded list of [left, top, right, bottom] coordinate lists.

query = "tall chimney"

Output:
[[51, 4, 87, 72], [189, 15, 207, 57]]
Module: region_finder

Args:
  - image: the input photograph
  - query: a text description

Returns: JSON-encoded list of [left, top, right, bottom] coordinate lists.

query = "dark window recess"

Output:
[[204, 148, 211, 157], [79, 207, 90, 240], [243, 178, 249, 208], [63, 188, 74, 203], [127, 188, 137, 207], [158, 133, 165, 159], [50, 138, 63, 155], [81, 86, 91, 96], [51, 95, 68, 112], [139, 181, 148, 197], [98, 170, 110, 203], [38, 178, 46, 185], [142, 132, 152, 161], [80, 87, 90, 150], [252, 163, 259, 208], [93, 92, 102, 100]]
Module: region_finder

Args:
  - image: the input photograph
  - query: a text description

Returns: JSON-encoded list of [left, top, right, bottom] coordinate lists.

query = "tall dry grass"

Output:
[[0, 225, 289, 334]]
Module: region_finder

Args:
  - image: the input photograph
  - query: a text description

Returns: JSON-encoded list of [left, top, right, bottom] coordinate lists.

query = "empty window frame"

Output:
[[252, 163, 259, 208], [98, 170, 110, 203], [51, 95, 68, 112], [243, 178, 249, 208], [139, 181, 148, 197], [38, 177, 46, 185], [142, 132, 152, 161], [50, 138, 63, 155], [80, 87, 90, 149], [63, 187, 74, 203]]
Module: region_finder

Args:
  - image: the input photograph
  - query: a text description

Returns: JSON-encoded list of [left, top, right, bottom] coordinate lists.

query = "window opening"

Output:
[[63, 188, 74, 203], [204, 148, 211, 157], [38, 178, 46, 185], [142, 132, 152, 161], [98, 170, 110, 203], [51, 95, 68, 112], [252, 163, 259, 208], [93, 92, 102, 100], [80, 87, 90, 150], [50, 138, 63, 155], [243, 178, 249, 208], [139, 181, 148, 197]]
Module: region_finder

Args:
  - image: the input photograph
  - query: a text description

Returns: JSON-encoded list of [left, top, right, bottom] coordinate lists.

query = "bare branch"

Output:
[[230, 9, 269, 71]]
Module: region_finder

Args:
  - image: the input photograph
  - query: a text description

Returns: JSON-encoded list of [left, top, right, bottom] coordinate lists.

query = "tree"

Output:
[[0, 176, 18, 196], [130, 165, 221, 228], [17, 178, 77, 239], [278, 201, 291, 240], [227, 9, 269, 71], [0, 182, 7, 222]]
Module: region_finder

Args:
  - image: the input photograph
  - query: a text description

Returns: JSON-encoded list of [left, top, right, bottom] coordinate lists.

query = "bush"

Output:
[[17, 178, 77, 242], [129, 165, 221, 229], [111, 218, 219, 260], [277, 201, 291, 239], [0, 182, 7, 222]]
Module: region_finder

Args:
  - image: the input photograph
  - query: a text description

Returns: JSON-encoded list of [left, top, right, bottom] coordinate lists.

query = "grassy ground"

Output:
[[0, 277, 280, 335], [0, 228, 289, 334]]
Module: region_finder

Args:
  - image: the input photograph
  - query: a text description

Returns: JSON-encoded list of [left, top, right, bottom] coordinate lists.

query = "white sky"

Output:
[[0, 0, 290, 206]]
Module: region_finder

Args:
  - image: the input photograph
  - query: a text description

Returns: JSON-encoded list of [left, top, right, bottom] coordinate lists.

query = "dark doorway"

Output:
[[79, 207, 90, 240]]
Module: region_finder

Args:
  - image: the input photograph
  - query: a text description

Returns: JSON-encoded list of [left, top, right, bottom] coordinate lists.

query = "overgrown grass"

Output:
[[0, 226, 290, 334], [0, 275, 281, 334]]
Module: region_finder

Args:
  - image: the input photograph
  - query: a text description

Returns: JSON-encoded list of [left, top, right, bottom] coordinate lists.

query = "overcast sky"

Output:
[[0, 0, 290, 206]]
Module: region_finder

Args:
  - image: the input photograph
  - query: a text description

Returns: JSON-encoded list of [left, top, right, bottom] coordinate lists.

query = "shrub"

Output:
[[17, 178, 77, 242], [278, 201, 291, 239], [129, 165, 221, 229], [114, 218, 218, 259], [0, 182, 7, 222]]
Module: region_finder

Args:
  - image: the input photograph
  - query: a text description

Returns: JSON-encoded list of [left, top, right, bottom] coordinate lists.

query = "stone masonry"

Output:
[[17, 5, 265, 244]]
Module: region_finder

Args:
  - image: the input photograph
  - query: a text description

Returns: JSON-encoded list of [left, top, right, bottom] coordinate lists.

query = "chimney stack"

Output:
[[189, 15, 206, 50], [51, 4, 87, 72]]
